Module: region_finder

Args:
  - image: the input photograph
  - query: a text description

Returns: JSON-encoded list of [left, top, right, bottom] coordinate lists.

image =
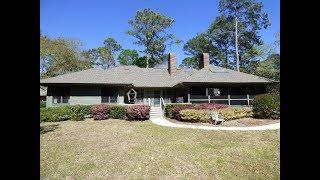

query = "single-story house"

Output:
[[40, 53, 273, 107]]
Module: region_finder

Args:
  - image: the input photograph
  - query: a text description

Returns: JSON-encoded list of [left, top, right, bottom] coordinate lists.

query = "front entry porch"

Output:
[[127, 88, 174, 107], [123, 83, 267, 107]]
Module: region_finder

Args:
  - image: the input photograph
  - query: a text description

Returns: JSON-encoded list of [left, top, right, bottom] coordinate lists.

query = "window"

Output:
[[53, 96, 70, 104], [51, 87, 70, 104], [206, 88, 220, 96]]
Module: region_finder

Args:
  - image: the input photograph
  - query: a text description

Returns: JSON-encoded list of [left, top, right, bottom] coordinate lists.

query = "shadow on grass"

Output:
[[40, 124, 60, 134]]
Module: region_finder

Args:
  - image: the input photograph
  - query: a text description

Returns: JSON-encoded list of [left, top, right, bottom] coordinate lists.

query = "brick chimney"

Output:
[[168, 53, 177, 76], [199, 53, 209, 69]]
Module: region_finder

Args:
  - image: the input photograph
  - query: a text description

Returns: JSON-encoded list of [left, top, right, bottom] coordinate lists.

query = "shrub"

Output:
[[266, 83, 280, 93], [165, 103, 191, 118], [40, 106, 73, 122], [81, 105, 94, 117], [171, 104, 195, 120], [180, 109, 211, 123], [252, 93, 280, 119], [91, 104, 110, 120], [40, 101, 46, 108], [179, 107, 253, 123], [126, 105, 150, 120], [170, 103, 229, 120], [195, 103, 229, 110], [70, 105, 86, 121], [110, 105, 126, 119], [216, 107, 253, 121]]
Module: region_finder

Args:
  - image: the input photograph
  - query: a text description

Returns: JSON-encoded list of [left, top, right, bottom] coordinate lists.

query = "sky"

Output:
[[40, 0, 280, 66]]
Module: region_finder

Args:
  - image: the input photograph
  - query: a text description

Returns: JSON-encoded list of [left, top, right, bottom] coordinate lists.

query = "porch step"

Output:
[[150, 107, 164, 118]]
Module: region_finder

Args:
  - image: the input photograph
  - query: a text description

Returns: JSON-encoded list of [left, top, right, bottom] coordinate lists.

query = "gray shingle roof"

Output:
[[40, 65, 272, 87], [182, 66, 272, 83]]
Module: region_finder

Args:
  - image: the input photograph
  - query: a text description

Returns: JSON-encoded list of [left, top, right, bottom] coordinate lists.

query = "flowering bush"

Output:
[[91, 104, 110, 120], [216, 107, 253, 121], [125, 105, 150, 120], [195, 103, 229, 110], [180, 109, 211, 123], [171, 104, 195, 120], [165, 103, 192, 118], [170, 103, 229, 120]]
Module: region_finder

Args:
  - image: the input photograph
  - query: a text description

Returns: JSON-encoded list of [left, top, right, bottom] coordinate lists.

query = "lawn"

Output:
[[40, 119, 280, 179]]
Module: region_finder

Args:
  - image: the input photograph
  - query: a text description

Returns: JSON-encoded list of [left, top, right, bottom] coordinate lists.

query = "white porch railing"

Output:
[[160, 97, 165, 115], [188, 94, 255, 105]]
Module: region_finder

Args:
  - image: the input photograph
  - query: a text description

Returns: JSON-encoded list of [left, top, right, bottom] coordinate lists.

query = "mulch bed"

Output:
[[166, 117, 280, 127]]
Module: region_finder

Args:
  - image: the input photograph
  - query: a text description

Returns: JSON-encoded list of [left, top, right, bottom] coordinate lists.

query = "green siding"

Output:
[[70, 96, 101, 105], [69, 86, 101, 105], [46, 96, 53, 107]]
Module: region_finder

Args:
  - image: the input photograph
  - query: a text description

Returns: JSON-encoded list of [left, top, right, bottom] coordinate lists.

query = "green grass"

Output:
[[40, 119, 279, 179]]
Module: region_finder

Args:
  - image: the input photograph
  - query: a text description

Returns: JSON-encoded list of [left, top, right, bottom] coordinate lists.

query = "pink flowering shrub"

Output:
[[125, 105, 150, 120], [91, 104, 110, 120], [195, 103, 229, 110]]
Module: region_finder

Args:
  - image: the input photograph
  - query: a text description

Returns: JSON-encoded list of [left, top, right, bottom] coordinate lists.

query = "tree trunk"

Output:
[[235, 17, 240, 72], [225, 47, 229, 68]]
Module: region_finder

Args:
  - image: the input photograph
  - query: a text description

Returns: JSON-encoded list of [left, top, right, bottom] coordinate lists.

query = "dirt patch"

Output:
[[166, 117, 279, 127]]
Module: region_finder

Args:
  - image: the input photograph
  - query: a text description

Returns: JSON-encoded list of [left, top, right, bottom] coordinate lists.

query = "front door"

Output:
[[144, 89, 161, 107], [153, 90, 161, 107]]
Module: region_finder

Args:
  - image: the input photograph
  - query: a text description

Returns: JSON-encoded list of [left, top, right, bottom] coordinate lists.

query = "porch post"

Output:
[[108, 96, 110, 103], [208, 95, 210, 103], [247, 94, 250, 106], [228, 95, 230, 105], [188, 93, 190, 103]]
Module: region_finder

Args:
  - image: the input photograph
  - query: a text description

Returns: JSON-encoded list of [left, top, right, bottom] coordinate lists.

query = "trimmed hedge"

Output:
[[179, 107, 253, 123], [252, 93, 280, 119], [40, 104, 151, 122], [91, 104, 110, 120], [70, 105, 86, 121], [217, 107, 253, 120], [40, 106, 73, 122], [40, 101, 46, 108], [81, 105, 94, 117], [165, 103, 191, 118], [40, 104, 95, 122], [169, 103, 229, 120], [125, 105, 150, 120], [180, 109, 211, 123], [110, 105, 126, 119]]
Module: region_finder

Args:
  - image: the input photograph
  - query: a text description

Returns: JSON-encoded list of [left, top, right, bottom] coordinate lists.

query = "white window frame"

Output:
[[52, 96, 70, 104]]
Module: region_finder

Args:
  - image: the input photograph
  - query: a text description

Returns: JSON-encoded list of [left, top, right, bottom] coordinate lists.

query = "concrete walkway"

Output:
[[150, 117, 280, 131]]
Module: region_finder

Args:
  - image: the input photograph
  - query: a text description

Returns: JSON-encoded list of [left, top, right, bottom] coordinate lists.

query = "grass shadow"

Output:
[[40, 124, 60, 134]]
